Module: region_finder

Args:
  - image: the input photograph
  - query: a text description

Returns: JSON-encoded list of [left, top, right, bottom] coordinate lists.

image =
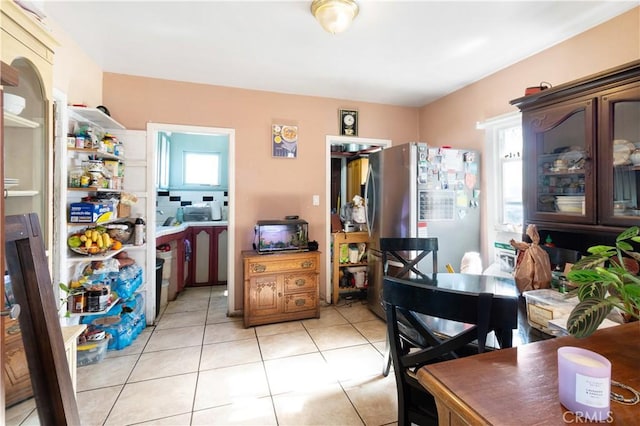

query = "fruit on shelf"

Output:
[[68, 226, 119, 255]]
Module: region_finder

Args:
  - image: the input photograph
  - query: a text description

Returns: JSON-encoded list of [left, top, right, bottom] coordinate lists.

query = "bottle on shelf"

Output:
[[134, 216, 145, 246], [544, 235, 555, 247]]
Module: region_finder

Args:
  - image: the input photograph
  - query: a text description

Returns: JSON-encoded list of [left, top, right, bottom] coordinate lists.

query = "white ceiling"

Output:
[[42, 1, 638, 107]]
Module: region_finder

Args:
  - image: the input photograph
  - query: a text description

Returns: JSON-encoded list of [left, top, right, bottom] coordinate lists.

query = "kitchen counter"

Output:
[[155, 221, 228, 238]]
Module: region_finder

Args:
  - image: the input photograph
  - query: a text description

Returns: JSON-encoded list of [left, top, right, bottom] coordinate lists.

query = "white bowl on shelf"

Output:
[[555, 195, 585, 213], [3, 93, 26, 115]]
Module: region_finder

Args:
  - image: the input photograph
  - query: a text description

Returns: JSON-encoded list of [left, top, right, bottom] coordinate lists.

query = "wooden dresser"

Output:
[[242, 250, 320, 327], [3, 318, 32, 407]]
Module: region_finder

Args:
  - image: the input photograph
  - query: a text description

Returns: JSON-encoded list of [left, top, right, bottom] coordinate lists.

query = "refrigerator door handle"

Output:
[[365, 163, 375, 237]]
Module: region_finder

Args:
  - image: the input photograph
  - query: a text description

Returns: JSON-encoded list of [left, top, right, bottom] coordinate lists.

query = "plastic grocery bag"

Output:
[[510, 225, 552, 293]]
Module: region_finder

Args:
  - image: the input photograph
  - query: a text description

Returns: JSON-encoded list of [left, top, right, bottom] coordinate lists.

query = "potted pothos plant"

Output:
[[566, 226, 640, 338]]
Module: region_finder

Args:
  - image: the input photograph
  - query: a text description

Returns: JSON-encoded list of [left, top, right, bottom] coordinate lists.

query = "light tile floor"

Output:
[[7, 286, 398, 425]]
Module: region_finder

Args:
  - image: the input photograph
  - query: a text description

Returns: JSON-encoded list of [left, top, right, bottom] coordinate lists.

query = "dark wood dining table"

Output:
[[417, 322, 639, 425], [408, 273, 551, 347]]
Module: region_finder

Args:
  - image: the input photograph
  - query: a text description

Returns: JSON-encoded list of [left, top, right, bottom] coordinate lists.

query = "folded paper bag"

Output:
[[510, 224, 552, 293]]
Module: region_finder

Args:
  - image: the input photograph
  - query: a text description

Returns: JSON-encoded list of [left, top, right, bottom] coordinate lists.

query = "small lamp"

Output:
[[311, 0, 359, 34]]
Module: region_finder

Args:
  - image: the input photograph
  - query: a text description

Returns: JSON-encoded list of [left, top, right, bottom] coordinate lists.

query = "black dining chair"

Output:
[[380, 237, 438, 376], [381, 237, 438, 280], [383, 275, 518, 426]]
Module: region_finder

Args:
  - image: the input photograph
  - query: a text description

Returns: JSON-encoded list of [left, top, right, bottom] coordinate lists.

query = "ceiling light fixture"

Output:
[[311, 0, 359, 35]]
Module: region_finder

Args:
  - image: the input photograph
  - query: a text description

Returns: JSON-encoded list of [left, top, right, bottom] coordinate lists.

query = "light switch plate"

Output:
[[312, 195, 320, 206]]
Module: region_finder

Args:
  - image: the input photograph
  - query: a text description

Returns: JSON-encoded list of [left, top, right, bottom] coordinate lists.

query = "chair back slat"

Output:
[[381, 237, 438, 279]]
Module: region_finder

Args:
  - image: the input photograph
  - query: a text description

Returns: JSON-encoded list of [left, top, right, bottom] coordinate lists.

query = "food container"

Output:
[[555, 195, 585, 213], [77, 335, 109, 366], [523, 289, 578, 335]]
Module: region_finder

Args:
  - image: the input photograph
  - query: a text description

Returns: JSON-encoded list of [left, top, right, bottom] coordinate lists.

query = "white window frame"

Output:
[[478, 112, 523, 271]]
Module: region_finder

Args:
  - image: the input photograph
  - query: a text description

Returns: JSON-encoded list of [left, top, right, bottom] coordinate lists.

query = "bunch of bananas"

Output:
[[67, 227, 112, 254]]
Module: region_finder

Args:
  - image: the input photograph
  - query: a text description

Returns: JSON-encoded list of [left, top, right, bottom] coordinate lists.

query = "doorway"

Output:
[[147, 123, 236, 314], [324, 135, 391, 302]]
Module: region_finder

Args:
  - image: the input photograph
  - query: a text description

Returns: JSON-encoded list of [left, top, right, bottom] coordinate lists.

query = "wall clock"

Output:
[[339, 109, 358, 136]]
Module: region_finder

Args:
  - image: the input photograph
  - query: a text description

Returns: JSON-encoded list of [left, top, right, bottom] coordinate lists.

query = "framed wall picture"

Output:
[[272, 123, 298, 158], [339, 109, 358, 136]]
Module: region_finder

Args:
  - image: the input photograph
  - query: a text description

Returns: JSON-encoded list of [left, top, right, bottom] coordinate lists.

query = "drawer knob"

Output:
[[295, 299, 305, 307], [253, 264, 266, 273], [295, 278, 306, 286], [301, 260, 313, 268]]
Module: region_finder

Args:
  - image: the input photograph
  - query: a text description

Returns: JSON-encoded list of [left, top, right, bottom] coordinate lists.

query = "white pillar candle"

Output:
[[558, 346, 611, 422]]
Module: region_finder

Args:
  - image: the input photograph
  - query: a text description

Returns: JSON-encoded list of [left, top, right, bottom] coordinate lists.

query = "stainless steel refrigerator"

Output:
[[365, 142, 481, 318]]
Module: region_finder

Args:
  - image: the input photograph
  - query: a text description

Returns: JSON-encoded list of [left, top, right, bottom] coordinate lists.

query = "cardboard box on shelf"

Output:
[[69, 202, 116, 223], [117, 203, 131, 219]]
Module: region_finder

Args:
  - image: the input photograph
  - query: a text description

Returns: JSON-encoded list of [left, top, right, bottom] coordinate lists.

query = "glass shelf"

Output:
[[6, 190, 39, 197], [3, 111, 40, 128]]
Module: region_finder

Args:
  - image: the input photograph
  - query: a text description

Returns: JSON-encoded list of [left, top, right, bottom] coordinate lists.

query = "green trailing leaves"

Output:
[[617, 241, 634, 252], [565, 226, 640, 338], [576, 282, 606, 301], [572, 255, 607, 271], [616, 226, 639, 242], [586, 245, 616, 256], [566, 268, 604, 284], [567, 298, 613, 338]]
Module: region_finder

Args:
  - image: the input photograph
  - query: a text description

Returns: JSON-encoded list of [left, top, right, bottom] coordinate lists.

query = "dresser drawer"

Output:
[[283, 292, 317, 313], [283, 272, 317, 293], [247, 254, 318, 275]]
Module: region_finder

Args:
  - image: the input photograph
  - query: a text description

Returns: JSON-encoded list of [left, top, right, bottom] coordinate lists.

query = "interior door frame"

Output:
[[324, 135, 391, 303], [147, 123, 236, 314]]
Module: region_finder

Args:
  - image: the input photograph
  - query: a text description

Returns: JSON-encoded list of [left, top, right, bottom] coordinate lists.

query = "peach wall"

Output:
[[418, 7, 640, 148], [49, 19, 102, 106], [417, 6, 639, 265], [102, 75, 418, 310]]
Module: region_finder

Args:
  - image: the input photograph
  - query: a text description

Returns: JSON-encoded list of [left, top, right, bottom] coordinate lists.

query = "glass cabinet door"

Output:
[[3, 58, 48, 249], [599, 84, 640, 226], [523, 97, 596, 224]]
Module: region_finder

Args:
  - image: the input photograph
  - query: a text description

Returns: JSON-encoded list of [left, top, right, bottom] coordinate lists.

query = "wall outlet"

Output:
[[312, 195, 320, 206]]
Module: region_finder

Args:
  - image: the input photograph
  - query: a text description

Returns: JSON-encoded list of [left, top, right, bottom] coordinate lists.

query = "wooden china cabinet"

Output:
[[510, 60, 640, 249]]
